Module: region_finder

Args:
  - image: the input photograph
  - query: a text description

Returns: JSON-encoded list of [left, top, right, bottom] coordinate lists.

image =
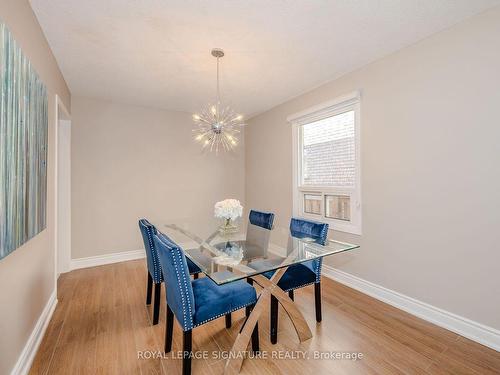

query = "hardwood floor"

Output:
[[30, 260, 500, 375]]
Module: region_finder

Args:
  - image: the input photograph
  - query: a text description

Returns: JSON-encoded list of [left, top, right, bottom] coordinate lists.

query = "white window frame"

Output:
[[289, 91, 362, 235]]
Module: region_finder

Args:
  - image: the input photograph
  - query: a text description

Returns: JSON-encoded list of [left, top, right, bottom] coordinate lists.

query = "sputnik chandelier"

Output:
[[192, 48, 244, 153]]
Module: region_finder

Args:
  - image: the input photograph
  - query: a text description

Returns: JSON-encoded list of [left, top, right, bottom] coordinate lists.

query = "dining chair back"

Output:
[[138, 218, 165, 324], [155, 231, 196, 331], [139, 218, 163, 284], [245, 209, 275, 257], [153, 231, 259, 375], [289, 217, 328, 244], [288, 217, 328, 280], [268, 217, 328, 344], [139, 218, 200, 325]]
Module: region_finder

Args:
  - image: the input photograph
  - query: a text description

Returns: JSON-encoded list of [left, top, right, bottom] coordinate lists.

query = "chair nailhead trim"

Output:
[[290, 218, 327, 286], [284, 281, 318, 292], [314, 257, 323, 283], [192, 301, 257, 328], [173, 248, 194, 330], [146, 226, 162, 283], [141, 220, 164, 284], [155, 234, 195, 330]]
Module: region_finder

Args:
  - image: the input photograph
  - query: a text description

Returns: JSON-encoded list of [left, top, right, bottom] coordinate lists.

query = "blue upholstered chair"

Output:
[[138, 219, 201, 325], [242, 210, 275, 319], [215, 209, 274, 258], [153, 231, 259, 375], [244, 210, 275, 258], [267, 218, 328, 344], [222, 209, 275, 327], [248, 209, 275, 230]]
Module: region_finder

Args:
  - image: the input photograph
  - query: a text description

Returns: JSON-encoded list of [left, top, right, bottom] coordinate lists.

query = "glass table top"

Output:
[[158, 217, 359, 285]]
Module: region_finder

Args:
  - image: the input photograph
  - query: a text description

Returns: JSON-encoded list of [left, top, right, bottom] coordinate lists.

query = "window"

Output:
[[290, 92, 361, 235], [303, 193, 322, 215]]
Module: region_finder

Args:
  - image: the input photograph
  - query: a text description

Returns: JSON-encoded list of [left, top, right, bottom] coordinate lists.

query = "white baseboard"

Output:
[[70, 249, 145, 270], [322, 265, 500, 352], [69, 241, 202, 271], [10, 291, 58, 375]]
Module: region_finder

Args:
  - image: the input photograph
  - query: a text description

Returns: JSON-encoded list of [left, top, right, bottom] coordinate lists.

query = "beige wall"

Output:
[[0, 1, 71, 373], [246, 7, 500, 330], [71, 96, 245, 259]]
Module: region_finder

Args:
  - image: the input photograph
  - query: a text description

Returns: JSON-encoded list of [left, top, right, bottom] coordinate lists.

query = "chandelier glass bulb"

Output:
[[192, 49, 244, 153]]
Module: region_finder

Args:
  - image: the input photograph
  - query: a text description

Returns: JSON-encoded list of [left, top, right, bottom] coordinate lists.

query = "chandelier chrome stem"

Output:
[[216, 55, 220, 105]]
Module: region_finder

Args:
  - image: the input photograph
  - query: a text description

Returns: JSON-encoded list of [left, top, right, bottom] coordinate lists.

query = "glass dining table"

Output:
[[159, 216, 360, 375]]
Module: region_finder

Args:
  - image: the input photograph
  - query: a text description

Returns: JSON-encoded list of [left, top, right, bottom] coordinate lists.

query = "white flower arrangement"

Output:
[[214, 199, 243, 221]]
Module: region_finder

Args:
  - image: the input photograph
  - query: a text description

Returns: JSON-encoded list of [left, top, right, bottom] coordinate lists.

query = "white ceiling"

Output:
[[31, 0, 500, 117]]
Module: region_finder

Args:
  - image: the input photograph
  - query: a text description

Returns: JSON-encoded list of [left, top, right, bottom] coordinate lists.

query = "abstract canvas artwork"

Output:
[[0, 22, 48, 260]]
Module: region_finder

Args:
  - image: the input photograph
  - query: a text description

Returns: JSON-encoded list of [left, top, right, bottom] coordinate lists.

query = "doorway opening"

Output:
[[55, 96, 71, 282]]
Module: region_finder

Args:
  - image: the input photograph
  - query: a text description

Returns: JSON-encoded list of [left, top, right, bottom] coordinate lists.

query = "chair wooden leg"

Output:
[[153, 283, 161, 325], [245, 278, 254, 317], [183, 330, 192, 375], [252, 322, 260, 352], [250, 304, 259, 353], [225, 313, 232, 328], [165, 304, 174, 353], [193, 273, 199, 279], [146, 273, 153, 305], [270, 295, 278, 344], [239, 303, 259, 353], [288, 290, 294, 301], [314, 282, 322, 322]]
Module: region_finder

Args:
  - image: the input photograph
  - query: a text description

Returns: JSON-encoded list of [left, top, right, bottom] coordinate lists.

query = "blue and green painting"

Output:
[[0, 21, 48, 259]]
